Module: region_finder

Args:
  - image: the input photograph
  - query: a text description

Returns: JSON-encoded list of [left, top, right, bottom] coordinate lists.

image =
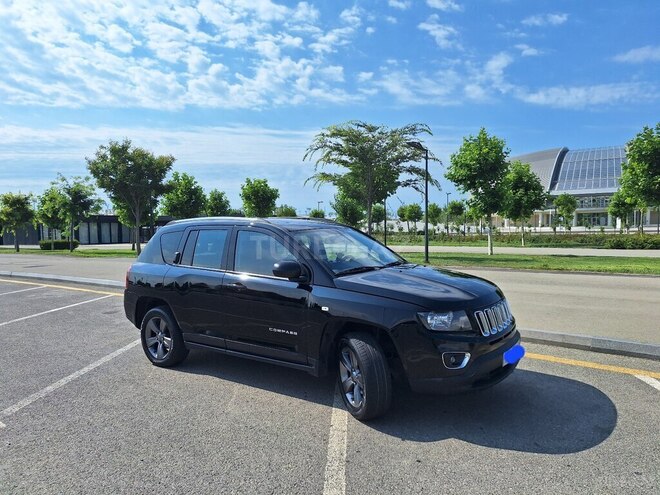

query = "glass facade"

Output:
[[554, 146, 626, 192], [577, 196, 611, 209]]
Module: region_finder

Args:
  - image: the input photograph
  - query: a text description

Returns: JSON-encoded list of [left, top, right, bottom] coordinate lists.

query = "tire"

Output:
[[337, 333, 392, 420], [141, 306, 189, 367]]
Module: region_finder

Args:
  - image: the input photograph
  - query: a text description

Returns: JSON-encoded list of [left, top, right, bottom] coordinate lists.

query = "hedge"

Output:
[[39, 239, 80, 250]]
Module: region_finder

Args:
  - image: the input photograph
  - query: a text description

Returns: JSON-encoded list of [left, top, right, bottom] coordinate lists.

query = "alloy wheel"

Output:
[[339, 346, 365, 408], [144, 316, 173, 361]]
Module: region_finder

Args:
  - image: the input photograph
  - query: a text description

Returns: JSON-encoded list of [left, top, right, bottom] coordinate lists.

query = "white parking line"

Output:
[[0, 285, 46, 296], [635, 374, 660, 392], [0, 295, 113, 327], [322, 386, 348, 495], [0, 339, 140, 426]]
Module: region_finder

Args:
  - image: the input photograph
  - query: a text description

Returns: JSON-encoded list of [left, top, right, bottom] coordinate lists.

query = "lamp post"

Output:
[[446, 192, 451, 235], [317, 200, 323, 213], [406, 141, 429, 264], [383, 197, 387, 246]]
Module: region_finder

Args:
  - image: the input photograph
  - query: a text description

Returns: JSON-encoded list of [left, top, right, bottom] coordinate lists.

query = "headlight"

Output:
[[418, 310, 472, 332]]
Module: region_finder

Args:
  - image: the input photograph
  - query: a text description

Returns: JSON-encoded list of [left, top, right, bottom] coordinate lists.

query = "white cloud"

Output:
[[385, 16, 398, 24], [514, 44, 542, 57], [418, 15, 460, 49], [0, 0, 364, 110], [613, 45, 660, 63], [388, 1, 411, 10], [366, 27, 375, 35], [357, 71, 373, 82], [427, 1, 463, 12], [516, 82, 658, 108], [522, 13, 568, 27]]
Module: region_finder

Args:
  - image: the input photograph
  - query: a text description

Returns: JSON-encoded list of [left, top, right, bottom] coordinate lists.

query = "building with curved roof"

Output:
[[508, 145, 657, 229]]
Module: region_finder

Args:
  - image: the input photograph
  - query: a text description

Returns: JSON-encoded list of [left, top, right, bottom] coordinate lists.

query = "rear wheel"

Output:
[[141, 307, 188, 367], [338, 333, 392, 420]]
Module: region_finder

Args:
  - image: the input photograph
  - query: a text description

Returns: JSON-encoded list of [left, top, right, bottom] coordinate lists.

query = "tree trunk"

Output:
[[14, 233, 19, 253], [135, 205, 142, 255], [487, 216, 494, 255], [69, 221, 74, 252], [521, 222, 525, 247], [366, 201, 373, 236]]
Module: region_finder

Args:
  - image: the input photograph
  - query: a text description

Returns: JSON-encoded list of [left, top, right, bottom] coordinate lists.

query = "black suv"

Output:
[[124, 217, 524, 419]]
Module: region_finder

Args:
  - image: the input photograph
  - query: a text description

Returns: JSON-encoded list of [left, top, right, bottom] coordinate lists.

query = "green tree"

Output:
[[619, 123, 660, 233], [161, 172, 207, 219], [87, 139, 173, 255], [309, 208, 325, 218], [608, 191, 634, 233], [206, 189, 231, 216], [427, 203, 443, 231], [240, 178, 279, 217], [397, 204, 410, 232], [332, 193, 365, 227], [553, 193, 578, 232], [274, 204, 297, 217], [304, 121, 440, 235], [227, 208, 245, 217], [446, 128, 509, 255], [502, 161, 547, 246], [36, 186, 67, 250], [0, 192, 34, 252], [57, 175, 102, 251], [371, 204, 386, 231], [406, 203, 423, 232]]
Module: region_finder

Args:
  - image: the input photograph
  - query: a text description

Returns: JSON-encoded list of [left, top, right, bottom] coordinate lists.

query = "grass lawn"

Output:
[[0, 248, 137, 258], [402, 252, 660, 275]]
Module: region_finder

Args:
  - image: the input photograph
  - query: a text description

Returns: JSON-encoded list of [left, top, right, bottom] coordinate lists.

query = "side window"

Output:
[[191, 230, 229, 270], [160, 231, 183, 264], [235, 231, 296, 277]]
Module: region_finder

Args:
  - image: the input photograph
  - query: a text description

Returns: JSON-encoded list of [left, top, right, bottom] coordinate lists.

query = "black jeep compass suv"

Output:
[[124, 217, 524, 420]]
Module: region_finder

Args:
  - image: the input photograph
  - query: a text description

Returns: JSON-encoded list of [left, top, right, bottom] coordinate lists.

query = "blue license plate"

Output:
[[503, 344, 525, 366]]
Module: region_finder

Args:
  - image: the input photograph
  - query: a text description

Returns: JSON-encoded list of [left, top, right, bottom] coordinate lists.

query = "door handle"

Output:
[[226, 282, 247, 291]]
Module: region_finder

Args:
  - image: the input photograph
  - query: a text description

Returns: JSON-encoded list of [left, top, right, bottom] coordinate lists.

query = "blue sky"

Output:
[[0, 0, 658, 215]]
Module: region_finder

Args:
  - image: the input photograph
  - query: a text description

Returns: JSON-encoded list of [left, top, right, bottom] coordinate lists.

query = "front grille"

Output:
[[474, 299, 513, 337]]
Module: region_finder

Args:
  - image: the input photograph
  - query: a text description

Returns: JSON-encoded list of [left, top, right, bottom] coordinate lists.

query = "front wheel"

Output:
[[141, 306, 188, 367], [337, 333, 392, 420]]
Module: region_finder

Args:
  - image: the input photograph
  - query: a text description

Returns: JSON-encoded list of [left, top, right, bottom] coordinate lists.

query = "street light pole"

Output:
[[317, 200, 323, 212], [446, 192, 451, 235], [383, 196, 387, 246], [406, 141, 430, 264]]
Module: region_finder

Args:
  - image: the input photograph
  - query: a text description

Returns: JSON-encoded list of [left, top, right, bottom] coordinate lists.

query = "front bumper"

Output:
[[405, 328, 522, 394]]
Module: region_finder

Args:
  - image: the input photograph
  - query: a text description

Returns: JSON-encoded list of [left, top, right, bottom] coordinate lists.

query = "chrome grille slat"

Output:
[[473, 299, 514, 337]]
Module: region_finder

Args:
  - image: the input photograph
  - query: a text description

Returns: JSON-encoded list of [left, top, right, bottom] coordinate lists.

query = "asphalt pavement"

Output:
[[0, 279, 658, 494]]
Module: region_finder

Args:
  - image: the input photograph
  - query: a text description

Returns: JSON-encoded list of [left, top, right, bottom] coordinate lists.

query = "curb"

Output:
[[0, 270, 124, 288], [0, 271, 658, 361], [520, 328, 660, 362]]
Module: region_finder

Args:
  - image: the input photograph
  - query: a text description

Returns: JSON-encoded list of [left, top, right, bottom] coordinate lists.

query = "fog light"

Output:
[[442, 352, 470, 369]]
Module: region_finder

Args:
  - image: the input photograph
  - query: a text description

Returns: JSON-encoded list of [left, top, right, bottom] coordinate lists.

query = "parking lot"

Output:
[[0, 278, 658, 494]]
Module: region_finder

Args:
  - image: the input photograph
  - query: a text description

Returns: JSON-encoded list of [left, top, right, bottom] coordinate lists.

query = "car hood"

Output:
[[333, 264, 503, 310]]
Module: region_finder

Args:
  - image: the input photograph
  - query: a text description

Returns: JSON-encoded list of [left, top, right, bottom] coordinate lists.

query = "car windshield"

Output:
[[293, 227, 405, 276]]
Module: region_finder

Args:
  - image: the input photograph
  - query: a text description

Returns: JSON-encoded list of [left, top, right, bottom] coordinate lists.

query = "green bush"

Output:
[[604, 235, 660, 250], [39, 239, 80, 250]]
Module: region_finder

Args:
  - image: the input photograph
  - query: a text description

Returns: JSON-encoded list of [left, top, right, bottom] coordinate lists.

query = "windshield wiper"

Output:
[[382, 260, 405, 268], [335, 266, 381, 277]]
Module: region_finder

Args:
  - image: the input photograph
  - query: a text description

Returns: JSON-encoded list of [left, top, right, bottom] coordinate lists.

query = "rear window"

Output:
[[136, 230, 183, 265], [160, 231, 184, 264]]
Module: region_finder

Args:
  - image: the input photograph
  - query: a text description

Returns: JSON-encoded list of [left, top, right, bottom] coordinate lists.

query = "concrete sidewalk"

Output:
[[389, 245, 660, 257], [0, 253, 658, 360]]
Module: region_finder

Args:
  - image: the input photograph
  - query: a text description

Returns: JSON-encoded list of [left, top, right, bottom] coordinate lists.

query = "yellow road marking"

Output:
[[527, 352, 660, 379], [0, 278, 122, 297]]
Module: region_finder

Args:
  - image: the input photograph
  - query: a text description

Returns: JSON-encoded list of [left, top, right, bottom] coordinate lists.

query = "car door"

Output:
[[221, 228, 312, 364], [164, 226, 231, 348]]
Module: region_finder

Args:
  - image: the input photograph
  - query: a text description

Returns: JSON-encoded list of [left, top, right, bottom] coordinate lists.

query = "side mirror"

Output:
[[173, 251, 182, 264], [273, 260, 303, 280]]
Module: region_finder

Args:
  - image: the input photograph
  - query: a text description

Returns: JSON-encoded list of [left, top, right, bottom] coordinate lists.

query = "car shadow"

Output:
[[176, 350, 617, 455]]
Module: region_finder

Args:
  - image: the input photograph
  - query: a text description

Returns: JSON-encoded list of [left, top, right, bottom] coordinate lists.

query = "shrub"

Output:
[[39, 239, 80, 250], [604, 235, 660, 250]]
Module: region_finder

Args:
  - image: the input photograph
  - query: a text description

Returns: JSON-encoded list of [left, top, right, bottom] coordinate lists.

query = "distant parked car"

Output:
[[124, 217, 524, 420]]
